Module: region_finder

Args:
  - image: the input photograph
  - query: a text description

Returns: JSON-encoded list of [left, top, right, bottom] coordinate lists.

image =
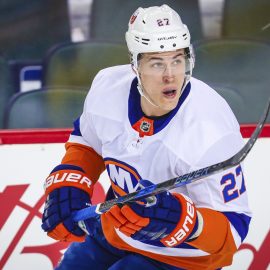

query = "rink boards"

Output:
[[0, 128, 269, 270]]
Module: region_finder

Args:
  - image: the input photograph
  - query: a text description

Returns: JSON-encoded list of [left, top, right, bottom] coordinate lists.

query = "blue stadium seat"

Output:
[[42, 41, 129, 90], [89, 0, 203, 44], [222, 0, 270, 42], [0, 0, 70, 61], [212, 85, 247, 124], [0, 0, 71, 93], [0, 55, 14, 129], [193, 39, 270, 123], [4, 88, 87, 129]]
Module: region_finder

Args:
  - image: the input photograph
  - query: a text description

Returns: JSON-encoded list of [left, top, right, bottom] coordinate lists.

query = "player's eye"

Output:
[[172, 59, 182, 65], [151, 62, 165, 69]]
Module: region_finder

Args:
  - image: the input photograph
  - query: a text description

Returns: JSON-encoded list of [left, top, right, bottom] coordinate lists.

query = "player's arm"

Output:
[[185, 164, 251, 253], [184, 132, 252, 256], [102, 133, 251, 264], [100, 170, 250, 270], [42, 140, 105, 242]]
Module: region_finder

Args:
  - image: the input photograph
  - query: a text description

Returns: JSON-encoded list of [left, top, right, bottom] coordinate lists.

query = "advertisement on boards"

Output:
[[0, 128, 269, 270]]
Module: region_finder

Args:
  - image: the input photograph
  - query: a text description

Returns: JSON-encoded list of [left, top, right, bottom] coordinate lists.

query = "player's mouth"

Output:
[[162, 89, 177, 99]]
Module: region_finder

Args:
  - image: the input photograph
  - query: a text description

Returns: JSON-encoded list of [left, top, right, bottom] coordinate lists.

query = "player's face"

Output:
[[138, 49, 186, 116]]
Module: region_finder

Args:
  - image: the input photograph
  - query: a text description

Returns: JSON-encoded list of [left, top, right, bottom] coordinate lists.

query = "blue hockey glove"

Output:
[[104, 180, 198, 247], [42, 186, 96, 242]]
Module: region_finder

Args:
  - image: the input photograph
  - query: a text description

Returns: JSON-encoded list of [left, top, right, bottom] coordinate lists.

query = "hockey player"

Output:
[[42, 5, 251, 270]]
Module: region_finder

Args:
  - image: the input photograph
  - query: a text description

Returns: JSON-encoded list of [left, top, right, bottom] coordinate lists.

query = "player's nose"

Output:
[[162, 74, 175, 84], [162, 65, 175, 83]]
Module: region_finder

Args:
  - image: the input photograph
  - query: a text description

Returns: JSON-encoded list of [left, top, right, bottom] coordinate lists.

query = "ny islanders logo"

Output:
[[104, 158, 142, 196]]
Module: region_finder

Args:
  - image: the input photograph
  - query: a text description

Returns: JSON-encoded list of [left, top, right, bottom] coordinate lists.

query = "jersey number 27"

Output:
[[220, 165, 246, 203]]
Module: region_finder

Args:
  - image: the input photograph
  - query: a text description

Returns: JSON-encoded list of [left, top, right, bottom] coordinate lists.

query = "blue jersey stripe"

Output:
[[71, 117, 82, 136], [128, 78, 191, 135], [222, 212, 251, 242]]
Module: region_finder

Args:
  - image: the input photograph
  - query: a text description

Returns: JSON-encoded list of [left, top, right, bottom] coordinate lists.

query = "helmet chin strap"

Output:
[[135, 69, 160, 108], [137, 82, 160, 108]]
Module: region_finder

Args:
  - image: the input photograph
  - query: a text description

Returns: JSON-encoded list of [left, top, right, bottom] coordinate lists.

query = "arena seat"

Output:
[[212, 85, 247, 124], [0, 56, 14, 129], [42, 41, 129, 90], [193, 39, 270, 123], [222, 0, 270, 42], [89, 0, 203, 44], [3, 88, 87, 129], [0, 0, 70, 61]]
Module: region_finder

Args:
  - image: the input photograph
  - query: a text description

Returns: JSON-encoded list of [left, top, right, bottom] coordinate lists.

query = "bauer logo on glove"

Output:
[[103, 179, 200, 247]]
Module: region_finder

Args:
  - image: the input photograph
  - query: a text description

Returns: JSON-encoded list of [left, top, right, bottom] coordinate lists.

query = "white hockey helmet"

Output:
[[125, 4, 194, 71]]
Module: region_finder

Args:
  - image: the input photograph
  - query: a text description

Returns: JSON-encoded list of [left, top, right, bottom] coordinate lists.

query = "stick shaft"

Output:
[[73, 99, 270, 222]]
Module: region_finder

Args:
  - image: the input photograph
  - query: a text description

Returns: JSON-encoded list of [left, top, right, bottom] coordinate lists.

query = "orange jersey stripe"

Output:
[[188, 208, 237, 254], [101, 207, 237, 270], [110, 181, 145, 206], [62, 142, 105, 183], [47, 223, 85, 242], [104, 160, 141, 180], [110, 180, 128, 196]]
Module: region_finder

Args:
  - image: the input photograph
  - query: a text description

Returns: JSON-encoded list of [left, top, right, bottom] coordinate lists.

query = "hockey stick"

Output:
[[73, 99, 270, 222]]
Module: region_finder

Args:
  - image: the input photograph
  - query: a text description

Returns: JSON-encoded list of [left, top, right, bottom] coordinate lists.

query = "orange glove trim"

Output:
[[160, 193, 197, 247], [124, 222, 142, 231], [47, 223, 85, 242], [104, 211, 122, 228], [103, 204, 150, 237], [119, 226, 136, 236], [107, 205, 127, 225], [44, 169, 94, 197], [121, 205, 150, 227]]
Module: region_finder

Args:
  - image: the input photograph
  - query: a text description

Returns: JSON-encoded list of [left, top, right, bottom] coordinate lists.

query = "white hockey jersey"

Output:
[[68, 64, 251, 269]]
